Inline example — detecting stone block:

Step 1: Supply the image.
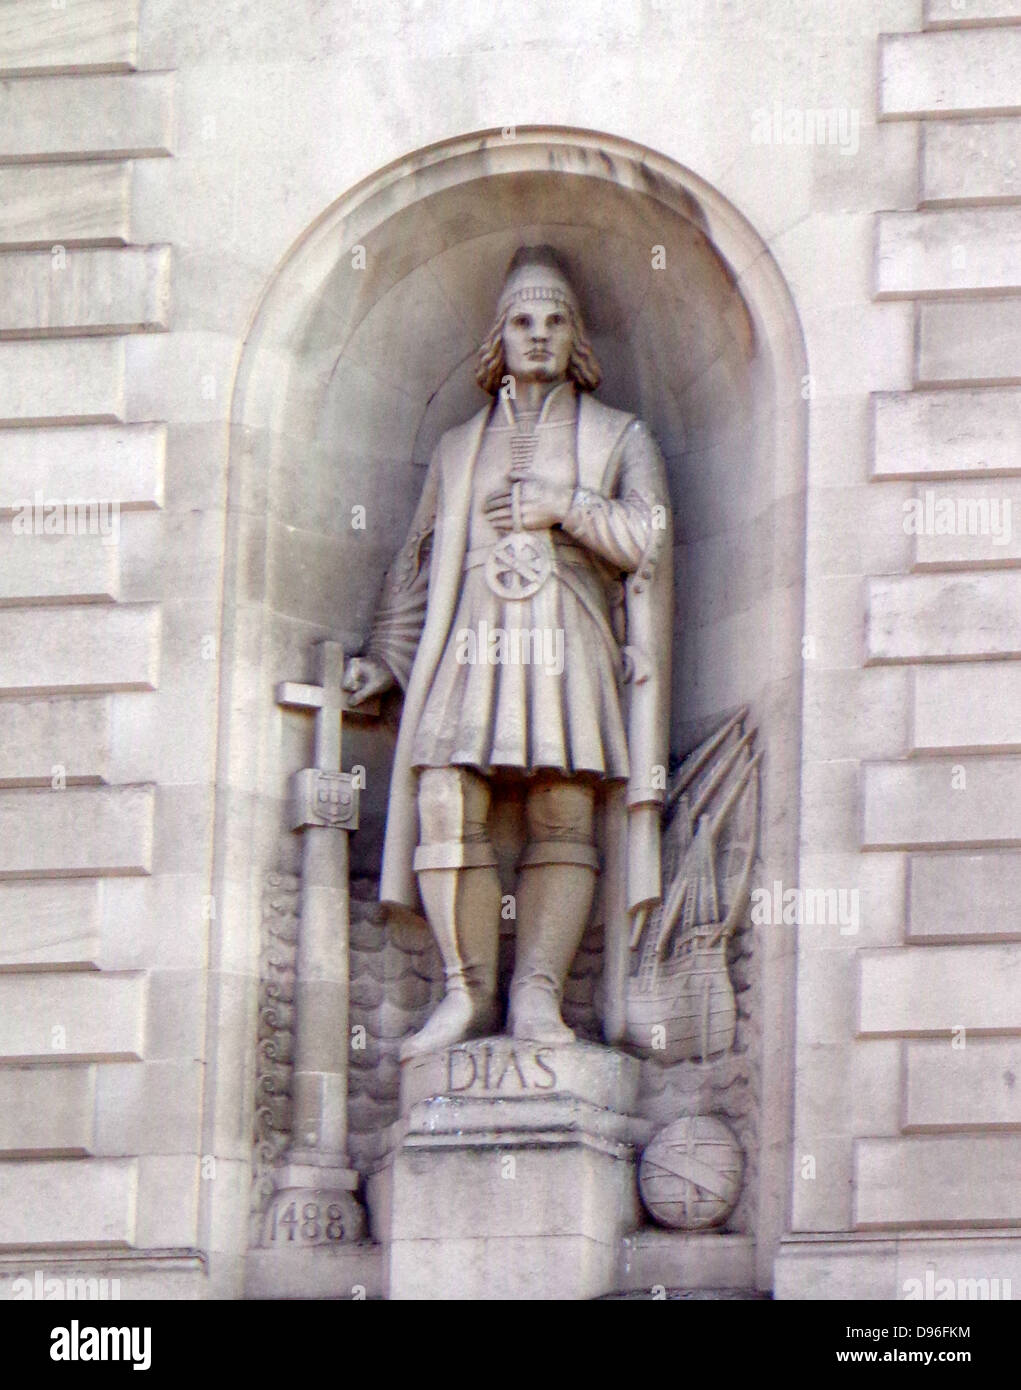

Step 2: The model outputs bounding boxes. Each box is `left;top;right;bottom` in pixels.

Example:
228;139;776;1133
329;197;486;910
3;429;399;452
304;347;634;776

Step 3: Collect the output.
791;938;858;1051
923;119;1021;204
151;785;215;876
859;943;1021;1034
0;785;155;875
0;1159;137;1248
881;29;1021;117
97;874;207;973
912;479;1021;566
863;755;1021;847
0;246;171;338
0;530;119;604
774;1236;900;1300
918;299;1021;385
802;667;909;762
616;1231;755;1294
93;1060;202;1156
0;338;124;425
245;1244;383;1300
0;1066;95;1155
796;851;907;950
0;73;171;161
0;163;130;248
894;1235;1021;1301
385;1039;643;1299
0;1255;206;1301
905;1038;1021;1127
925;0;1021;25
876;209;1021;296
776;1232;1021;1300
855;1041;904;1137
389;1232;622;1302
0;604;159;694
0;0;138;75
0;424;165;512
867;573;1021;661
143;969;204;1061
0;697;111;786
802;574;866;668
799;758;860;855
134;1156;199;1248
909;851;1021;939
872;388;1021;478
0;879;102;967
913;665;1021;753
856;1135;1021;1225
119;512;219;605
805;481;914;581
122;329;248;426
0;971;146;1061
789;1135;856;1234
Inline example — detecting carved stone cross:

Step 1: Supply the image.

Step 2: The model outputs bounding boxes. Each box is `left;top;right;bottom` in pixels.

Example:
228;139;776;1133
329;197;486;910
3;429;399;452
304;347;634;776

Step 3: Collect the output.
260;640;377;1248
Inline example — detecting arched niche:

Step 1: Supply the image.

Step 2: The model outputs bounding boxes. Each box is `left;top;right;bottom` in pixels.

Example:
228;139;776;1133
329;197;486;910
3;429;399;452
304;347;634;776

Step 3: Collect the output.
215;128;808;1291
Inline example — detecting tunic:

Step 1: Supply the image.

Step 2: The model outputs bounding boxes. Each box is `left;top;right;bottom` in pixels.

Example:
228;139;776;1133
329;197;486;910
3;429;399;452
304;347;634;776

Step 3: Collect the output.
408;382;631;779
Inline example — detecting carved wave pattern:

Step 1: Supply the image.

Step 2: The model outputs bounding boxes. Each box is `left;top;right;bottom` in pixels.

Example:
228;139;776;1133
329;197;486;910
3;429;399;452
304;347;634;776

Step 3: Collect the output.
250;872;300;1227
348;876;443;1167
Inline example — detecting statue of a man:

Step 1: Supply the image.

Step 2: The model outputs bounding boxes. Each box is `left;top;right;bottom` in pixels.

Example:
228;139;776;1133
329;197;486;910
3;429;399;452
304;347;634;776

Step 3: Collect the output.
344;246;673;1059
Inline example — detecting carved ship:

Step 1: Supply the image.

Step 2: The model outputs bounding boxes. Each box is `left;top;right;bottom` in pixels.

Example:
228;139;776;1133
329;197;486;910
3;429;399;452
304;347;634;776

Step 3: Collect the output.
625;708;761;1064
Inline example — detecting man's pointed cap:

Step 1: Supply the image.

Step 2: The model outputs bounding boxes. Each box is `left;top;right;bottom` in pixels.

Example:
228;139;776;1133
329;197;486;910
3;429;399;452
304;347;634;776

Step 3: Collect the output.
497;245;580;318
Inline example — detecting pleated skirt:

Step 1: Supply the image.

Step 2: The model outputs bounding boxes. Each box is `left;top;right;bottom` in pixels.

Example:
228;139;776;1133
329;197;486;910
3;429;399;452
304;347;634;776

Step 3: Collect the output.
410;567;630;780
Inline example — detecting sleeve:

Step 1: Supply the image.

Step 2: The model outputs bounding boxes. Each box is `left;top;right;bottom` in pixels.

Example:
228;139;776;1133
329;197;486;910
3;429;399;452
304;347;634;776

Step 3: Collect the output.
363;449;441;691
560;419;670;577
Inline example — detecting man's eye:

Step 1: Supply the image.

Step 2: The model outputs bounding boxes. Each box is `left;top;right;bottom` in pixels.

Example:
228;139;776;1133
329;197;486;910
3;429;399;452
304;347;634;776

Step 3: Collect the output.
549;314;565;326
513;316;531;329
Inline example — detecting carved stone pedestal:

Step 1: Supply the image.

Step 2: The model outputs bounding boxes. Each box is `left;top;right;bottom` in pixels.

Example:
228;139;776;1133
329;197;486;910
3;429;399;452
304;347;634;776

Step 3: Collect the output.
372;1038;646;1300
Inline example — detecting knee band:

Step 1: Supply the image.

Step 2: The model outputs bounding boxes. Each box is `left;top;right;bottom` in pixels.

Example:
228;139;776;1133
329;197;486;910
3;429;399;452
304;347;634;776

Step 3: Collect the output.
414;841;499;871
518;839;600;871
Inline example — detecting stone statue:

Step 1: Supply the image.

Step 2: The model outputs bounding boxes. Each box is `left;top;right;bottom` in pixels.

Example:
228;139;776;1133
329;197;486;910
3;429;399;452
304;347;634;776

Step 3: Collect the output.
344;246;673;1059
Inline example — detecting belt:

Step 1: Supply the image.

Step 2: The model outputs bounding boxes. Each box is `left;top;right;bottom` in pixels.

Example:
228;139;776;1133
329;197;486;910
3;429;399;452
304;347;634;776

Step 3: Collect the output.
463;533;623;675
462;536;588;571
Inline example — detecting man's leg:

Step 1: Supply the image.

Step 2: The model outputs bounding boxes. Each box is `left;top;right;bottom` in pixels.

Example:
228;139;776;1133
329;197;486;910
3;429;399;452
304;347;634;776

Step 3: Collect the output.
508;775;599;1044
400;766;502;1060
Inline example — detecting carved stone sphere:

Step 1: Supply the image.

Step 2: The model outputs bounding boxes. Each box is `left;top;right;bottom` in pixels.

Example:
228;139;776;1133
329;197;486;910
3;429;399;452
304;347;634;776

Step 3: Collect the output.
639;1115;743;1231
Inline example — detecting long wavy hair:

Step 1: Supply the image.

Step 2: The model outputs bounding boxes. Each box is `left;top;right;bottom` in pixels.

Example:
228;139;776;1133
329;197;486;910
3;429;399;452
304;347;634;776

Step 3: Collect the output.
475;303;602;395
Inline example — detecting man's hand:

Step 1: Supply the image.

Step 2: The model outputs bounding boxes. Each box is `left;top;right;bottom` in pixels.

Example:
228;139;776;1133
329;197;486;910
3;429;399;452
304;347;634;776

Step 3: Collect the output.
483;469;574;532
343;654;396;706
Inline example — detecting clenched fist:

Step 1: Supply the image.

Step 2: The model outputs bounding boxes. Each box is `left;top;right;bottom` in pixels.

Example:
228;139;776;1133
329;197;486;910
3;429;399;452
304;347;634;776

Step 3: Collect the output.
342;654;396;706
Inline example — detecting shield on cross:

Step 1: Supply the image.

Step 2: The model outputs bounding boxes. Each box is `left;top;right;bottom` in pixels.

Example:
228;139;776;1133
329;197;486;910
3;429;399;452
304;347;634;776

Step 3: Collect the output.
315;773;354;827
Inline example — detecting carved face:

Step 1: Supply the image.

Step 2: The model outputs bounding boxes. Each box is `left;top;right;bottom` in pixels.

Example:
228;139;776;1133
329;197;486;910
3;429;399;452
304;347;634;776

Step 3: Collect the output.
501;303;574;385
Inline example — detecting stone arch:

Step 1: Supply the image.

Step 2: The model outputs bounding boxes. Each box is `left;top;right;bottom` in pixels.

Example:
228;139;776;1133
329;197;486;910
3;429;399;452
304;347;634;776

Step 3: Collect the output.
208;127;808;1293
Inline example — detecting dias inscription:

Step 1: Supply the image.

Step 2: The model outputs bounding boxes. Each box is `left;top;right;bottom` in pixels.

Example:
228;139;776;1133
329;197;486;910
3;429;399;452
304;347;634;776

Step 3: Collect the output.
445;1041;558;1094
